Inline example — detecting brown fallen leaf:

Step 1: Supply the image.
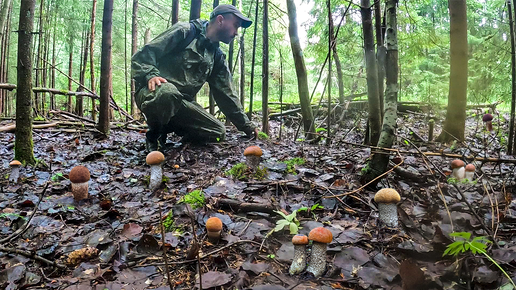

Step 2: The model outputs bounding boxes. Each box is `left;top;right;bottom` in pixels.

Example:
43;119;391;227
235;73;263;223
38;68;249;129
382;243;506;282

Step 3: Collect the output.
399;259;426;290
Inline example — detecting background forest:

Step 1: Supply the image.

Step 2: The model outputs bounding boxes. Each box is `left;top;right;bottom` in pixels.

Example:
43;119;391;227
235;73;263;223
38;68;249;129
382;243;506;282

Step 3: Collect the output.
0;0;510;118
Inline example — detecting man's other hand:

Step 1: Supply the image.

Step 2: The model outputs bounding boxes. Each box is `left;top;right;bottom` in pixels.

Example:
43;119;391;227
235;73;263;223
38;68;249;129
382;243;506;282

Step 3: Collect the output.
249;128;259;140
148;76;168;91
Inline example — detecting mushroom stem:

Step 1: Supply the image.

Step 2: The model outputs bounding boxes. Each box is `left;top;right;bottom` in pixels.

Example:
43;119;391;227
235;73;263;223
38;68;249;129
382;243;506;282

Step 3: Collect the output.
246;156;260;170
149;165;163;190
452;167;465;180
464;171;474;181
72;181;89;201
306;242;327;277
378;203;398;227
486;121;493;132
9;167;20;183
207;230;221;243
289;244;307;275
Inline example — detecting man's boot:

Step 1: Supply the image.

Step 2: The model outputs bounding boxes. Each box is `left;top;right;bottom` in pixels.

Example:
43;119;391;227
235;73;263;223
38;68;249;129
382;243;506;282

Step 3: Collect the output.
146;129;160;152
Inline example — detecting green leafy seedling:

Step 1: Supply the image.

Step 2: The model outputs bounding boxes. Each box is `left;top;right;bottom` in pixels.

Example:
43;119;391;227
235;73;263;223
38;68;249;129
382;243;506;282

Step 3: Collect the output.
258;131;270;140
273;210;300;235
444;232;516;289
179;190;205;209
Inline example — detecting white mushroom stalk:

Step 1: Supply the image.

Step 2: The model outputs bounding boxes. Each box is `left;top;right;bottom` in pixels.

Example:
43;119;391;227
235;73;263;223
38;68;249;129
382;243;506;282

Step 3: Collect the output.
289;235;308;275
306;227;333;277
72;182;89;200
146;151;165;190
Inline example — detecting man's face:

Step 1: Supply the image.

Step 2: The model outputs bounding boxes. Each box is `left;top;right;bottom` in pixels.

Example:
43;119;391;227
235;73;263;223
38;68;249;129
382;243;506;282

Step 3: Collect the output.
217;14;242;44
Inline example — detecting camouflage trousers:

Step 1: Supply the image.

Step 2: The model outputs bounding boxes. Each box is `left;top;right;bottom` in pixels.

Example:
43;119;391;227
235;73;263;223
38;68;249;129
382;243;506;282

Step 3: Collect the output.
135;83;226;145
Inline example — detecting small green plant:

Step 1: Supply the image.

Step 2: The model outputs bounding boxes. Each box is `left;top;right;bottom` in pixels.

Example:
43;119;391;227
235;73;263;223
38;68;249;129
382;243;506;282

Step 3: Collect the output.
283;157;305;174
226;163;267;180
447;177;459;184
163;211;174;232
258;131;269;140
179;190;205;209
273;210;300;234
0;212;26;220
444;232;516;289
298;203;324;219
51;172;64;182
267;254;276;259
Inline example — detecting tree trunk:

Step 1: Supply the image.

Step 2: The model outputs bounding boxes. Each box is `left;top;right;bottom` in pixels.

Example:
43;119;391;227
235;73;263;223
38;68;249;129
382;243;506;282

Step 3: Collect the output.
227;0;236;74
262;0;269;135
436;0;468;142
50;9;56;111
171;0;179;25
35;0;44;115
327;5;344;105
90;0;97;121
131;0;139;118
239;33;245;106
67;35;73;112
15;0;36;165
144;28;151;44
326;0;332;142
286;0;314;139
41;0;49;113
361;0;398;185
190;0;201;20
0;0;12;37
97;0;113;135
248;0;259;119
361;0;381;146
508;0;516;155
374;0;385;118
76;30;89;117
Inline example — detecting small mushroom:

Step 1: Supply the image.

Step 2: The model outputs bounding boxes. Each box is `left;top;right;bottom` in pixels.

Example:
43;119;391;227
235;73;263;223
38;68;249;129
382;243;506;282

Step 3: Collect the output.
464;164;475;181
206;217;223;243
9;160;21;183
374;188;401;227
306;227;333;277
451;159;465;180
243;146;262;170
146;151;165;190
69;166;91;201
482;114;493;132
289;234;309;275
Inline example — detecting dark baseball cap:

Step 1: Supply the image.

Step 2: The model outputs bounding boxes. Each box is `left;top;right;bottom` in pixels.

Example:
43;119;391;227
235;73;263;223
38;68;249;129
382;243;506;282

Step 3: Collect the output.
210;4;252;28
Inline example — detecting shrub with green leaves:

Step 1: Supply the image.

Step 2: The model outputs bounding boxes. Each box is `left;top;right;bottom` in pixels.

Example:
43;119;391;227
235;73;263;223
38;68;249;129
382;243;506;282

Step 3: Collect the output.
179;190;205;209
273;210;300;235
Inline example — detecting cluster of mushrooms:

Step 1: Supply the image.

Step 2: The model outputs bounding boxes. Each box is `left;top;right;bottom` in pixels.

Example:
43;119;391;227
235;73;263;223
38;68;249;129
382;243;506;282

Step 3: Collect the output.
289;227;333;277
450;159;476;181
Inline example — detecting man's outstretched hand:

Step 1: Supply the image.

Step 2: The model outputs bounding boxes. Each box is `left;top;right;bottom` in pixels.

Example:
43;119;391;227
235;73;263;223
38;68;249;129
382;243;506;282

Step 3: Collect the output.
148;76;168;91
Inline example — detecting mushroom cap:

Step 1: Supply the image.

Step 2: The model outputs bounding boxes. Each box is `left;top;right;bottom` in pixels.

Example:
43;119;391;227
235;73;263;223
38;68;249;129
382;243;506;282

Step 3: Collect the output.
69;166;91;183
292;234;309;245
465;164;475;172
308;227;333;244
451;159;465;169
9;160;21;166
482;113;493;122
243;146;262;157
146;151;165;165
374;188;401;203
206;217;223;232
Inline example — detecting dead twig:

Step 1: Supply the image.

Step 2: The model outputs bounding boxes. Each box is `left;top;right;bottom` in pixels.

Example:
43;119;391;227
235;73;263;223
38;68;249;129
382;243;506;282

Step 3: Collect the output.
186;206;202;290
0;245;66;269
158;203;174;290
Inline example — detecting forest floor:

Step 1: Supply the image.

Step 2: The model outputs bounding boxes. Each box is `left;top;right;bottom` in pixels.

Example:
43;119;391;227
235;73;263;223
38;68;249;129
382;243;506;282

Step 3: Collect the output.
0;107;516;290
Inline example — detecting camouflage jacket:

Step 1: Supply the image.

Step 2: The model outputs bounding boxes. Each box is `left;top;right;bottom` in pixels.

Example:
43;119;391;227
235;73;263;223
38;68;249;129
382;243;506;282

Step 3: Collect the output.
131;19;254;134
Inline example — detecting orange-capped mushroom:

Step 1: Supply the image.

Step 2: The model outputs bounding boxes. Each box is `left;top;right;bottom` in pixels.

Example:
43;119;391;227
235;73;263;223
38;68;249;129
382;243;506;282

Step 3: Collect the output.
306;227;333;277
465;164;475;181
206;217;223;242
146;151;165;190
9;160;22;183
451;159;465;180
290;234;309;275
243;146;262;170
69;166;91;201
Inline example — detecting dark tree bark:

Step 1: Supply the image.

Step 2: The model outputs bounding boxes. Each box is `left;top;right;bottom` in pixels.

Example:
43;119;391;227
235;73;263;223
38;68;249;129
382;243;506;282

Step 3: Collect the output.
361;0;381;146
15;0;36;165
361;0;398;184
90;0;97;121
190;0;201;20
261;0;269;135
374;0;385;117
437;0;468;142
76;29;89;117
97;0;113;135
248;0;259;119
286;0;314;138
508;0;516;154
171;0;179;25
131;0;139;117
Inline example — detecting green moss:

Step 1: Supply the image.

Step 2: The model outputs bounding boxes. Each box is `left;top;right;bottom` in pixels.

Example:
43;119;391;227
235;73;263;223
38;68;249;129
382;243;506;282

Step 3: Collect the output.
258;131;270;140
282;157;305;174
226;162;268;180
163;211;174;232
179;189;205;209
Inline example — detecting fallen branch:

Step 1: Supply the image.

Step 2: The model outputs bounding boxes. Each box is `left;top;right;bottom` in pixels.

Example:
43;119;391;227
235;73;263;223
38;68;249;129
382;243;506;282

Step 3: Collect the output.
0;122;59;133
0;83;16;90
0;245;67;269
215;198;276;214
